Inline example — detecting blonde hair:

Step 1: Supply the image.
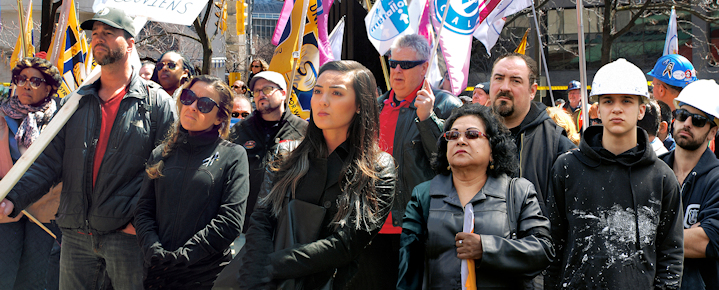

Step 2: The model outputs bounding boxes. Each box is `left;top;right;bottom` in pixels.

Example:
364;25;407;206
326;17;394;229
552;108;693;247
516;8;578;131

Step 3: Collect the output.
547;106;580;145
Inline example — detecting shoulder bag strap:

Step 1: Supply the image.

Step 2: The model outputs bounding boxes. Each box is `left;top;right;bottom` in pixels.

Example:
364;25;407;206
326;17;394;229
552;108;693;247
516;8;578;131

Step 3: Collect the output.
507;177;518;240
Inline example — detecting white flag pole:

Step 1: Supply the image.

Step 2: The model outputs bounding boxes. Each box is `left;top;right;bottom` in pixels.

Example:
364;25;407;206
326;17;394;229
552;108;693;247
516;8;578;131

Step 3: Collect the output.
425;0;451;80
576;0;589;131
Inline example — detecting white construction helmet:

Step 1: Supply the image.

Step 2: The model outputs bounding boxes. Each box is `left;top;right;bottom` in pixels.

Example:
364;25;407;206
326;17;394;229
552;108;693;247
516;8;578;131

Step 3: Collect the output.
589;58;649;103
674;79;719;126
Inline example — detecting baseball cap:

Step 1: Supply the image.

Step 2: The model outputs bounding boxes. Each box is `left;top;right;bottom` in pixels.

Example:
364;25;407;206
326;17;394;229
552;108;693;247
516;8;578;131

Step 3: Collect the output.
249;71;288;92
475;82;490;94
80;7;137;38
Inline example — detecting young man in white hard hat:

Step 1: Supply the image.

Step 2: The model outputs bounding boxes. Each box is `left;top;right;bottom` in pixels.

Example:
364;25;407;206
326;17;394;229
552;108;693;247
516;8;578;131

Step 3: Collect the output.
545;59;684;289
659;79;719;289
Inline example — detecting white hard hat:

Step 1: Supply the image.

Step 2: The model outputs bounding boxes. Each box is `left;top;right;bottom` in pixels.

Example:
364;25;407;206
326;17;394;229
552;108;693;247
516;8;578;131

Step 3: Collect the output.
589;58;649;103
674;79;719;126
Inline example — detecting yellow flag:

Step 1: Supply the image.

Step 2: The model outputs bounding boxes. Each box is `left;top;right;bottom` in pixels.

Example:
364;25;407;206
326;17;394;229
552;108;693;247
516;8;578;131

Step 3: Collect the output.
47;0;91;97
514;28;530;55
268;0;321;120
10;0;35;66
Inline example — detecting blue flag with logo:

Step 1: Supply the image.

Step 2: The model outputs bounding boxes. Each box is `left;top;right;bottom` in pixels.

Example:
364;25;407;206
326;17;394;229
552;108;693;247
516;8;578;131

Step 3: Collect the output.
364;0;413;55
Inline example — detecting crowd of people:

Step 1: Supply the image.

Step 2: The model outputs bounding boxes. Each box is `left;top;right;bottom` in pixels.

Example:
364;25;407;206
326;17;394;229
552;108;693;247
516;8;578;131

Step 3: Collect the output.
1;6;718;290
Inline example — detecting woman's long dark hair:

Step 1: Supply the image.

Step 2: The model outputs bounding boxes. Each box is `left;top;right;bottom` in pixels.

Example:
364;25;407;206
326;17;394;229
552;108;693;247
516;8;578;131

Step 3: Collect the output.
260;60;385;231
146;75;233;179
432;104;519;177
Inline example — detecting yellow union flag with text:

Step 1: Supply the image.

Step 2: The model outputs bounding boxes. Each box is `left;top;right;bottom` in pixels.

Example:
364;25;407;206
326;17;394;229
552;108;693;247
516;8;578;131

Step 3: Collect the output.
47;0;90;98
268;0;323;120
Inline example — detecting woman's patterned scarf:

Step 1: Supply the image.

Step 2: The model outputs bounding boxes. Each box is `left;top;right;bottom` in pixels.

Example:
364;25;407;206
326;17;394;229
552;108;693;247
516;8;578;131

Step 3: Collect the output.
0;95;57;148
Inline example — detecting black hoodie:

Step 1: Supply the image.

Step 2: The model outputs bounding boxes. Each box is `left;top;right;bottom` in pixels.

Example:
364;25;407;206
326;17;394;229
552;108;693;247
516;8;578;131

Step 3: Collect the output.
546;126;684;289
662;148;719;289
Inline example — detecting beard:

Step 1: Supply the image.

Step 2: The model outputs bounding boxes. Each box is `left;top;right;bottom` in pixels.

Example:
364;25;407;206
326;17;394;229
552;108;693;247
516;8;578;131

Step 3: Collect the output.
257;99;281;116
492;91;515;117
94;45;124;66
675;128;709;151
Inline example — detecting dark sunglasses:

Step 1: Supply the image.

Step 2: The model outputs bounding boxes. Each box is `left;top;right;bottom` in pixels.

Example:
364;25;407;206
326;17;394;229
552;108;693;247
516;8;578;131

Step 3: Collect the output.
13;75;46;89
675;108;715;128
251;65;261;68
443;130;488;141
232;112;250;118
388;59;427;70
180;89;220;114
231;85;246;90
157;62;179;70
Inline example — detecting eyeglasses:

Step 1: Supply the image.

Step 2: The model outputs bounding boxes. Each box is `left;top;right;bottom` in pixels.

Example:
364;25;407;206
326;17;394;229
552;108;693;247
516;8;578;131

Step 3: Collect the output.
179;89;220;114
251;65;261;68
253;86;279;96
157;62;179;71
388;59;427;70
232;112;250;118
675;108;715;128
13;75;46;89
443;130;488;141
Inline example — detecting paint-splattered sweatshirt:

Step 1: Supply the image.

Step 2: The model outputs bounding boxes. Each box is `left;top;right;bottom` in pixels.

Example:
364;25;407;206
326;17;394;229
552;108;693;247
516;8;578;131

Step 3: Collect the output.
545;126;684;289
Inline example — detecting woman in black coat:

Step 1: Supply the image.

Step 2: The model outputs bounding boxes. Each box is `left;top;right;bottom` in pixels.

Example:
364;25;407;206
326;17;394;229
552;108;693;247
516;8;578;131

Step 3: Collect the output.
134;75;249;289
237;60;396;289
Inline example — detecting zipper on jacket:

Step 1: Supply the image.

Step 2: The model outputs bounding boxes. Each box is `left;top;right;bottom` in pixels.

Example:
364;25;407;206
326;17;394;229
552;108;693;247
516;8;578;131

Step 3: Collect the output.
519;133;525;177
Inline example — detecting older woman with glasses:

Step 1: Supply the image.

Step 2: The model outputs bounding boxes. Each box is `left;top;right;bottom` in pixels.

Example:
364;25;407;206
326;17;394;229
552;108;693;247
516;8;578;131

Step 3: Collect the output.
0;56;63;290
134;75;249;289
397;104;554;289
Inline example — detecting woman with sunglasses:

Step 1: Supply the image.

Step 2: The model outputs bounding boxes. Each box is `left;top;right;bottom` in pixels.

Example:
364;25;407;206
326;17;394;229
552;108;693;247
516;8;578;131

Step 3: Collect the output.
237;61;396;289
134;75;249;289
0;57;63;290
246;58;268;84
398;104;553;289
150;51;194;97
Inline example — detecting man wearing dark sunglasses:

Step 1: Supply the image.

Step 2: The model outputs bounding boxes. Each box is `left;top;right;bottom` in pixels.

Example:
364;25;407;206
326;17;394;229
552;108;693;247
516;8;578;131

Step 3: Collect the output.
0;7;177;290
375;34;462;289
659;79;719;289
228;71;307;241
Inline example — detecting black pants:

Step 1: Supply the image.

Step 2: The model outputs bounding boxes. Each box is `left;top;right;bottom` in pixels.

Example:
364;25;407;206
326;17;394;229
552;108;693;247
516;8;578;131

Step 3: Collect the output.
346;234;400;290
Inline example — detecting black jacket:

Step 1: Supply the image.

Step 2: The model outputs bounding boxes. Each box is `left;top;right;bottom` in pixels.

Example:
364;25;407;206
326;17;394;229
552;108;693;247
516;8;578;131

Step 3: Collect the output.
512;102;576;212
546;126;684;289
377;88;462;227
135;130;249;289
398;174;553;289
237;143;396;289
661;148;719;289
228;111;307;233
6;71;176;234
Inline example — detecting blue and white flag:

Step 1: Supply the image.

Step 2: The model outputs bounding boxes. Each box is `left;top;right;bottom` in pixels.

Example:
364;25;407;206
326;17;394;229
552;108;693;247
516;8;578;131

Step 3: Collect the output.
663;7;678;56
364;0;413;55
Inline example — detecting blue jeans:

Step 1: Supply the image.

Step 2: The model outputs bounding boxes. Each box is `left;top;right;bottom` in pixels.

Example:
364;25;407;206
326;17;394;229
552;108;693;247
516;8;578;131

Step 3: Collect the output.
59;229;143;290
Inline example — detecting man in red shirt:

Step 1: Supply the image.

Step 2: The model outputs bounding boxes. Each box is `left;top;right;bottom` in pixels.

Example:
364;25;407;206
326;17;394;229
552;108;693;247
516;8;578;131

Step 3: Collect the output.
1;7;176;289
354;34;460;289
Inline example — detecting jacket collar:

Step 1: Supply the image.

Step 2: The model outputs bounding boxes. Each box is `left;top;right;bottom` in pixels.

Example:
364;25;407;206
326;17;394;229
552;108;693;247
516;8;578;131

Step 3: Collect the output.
662;147;719;178
77;68;147;102
576;126;652;168
429;173;509;208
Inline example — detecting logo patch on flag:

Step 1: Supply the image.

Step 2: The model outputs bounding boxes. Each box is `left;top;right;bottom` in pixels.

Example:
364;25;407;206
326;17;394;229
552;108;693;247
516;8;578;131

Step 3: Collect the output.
367;0;411;41
433;0;479;35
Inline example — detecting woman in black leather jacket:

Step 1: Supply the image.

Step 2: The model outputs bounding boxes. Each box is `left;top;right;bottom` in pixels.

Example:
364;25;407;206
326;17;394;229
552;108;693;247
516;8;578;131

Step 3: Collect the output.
237;60;396;289
134;75;249;289
398;104;554;289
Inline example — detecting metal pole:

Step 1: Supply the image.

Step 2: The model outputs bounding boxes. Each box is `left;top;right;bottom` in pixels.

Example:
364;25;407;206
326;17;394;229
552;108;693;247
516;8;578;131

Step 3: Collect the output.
530;4;555;105
576;0;589;131
425;0;451;80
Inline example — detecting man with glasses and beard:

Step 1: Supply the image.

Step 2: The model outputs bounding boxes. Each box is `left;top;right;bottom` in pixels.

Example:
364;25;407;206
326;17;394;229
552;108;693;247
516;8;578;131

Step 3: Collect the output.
228;71;307;246
660;80;719;289
489;53;575;215
375;34;461;289
0;7;176;289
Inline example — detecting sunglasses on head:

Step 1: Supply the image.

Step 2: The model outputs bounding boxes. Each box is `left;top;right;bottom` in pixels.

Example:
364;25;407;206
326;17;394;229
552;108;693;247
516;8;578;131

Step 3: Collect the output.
388;59;427;70
13;75;46;89
675;108;715;128
253;86;279;96
443;130;488;141
232;112;250;118
157;62;179;70
180;89;220;114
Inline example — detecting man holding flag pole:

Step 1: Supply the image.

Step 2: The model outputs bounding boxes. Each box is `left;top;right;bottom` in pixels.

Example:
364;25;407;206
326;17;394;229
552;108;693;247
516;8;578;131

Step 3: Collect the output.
0;7;176;289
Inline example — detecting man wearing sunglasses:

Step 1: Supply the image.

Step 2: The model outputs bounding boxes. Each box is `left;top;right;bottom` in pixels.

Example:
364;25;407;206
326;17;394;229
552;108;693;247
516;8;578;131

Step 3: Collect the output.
228;71;307;242
0;7;176;290
375;34;461;288
660;79;719;289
